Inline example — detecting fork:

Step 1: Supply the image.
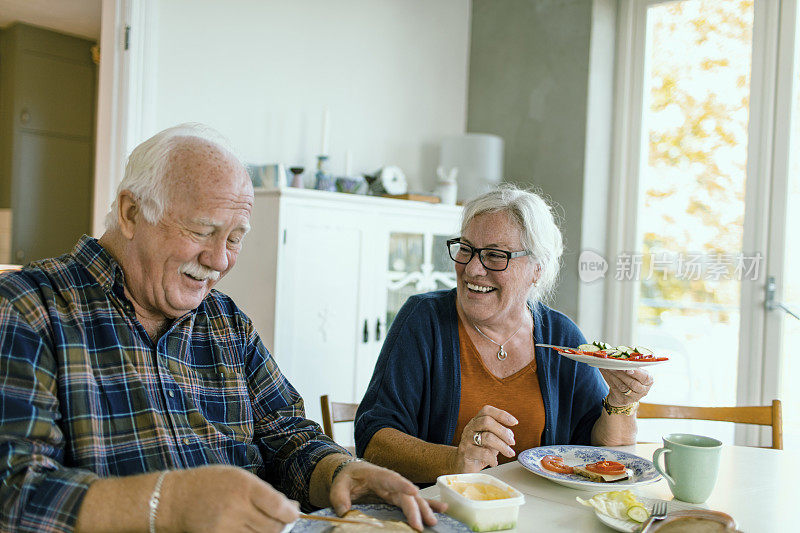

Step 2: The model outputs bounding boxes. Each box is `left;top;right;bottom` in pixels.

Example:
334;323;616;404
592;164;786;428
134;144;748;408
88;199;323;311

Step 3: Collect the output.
639;501;668;532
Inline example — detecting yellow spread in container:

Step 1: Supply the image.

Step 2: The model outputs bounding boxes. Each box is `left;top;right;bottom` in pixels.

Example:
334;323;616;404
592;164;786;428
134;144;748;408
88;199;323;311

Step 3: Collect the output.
448;481;512;501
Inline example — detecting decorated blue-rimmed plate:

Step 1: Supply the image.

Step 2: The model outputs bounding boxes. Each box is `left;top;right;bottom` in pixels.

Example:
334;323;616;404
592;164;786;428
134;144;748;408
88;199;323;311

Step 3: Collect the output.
518;445;661;491
290;503;471;532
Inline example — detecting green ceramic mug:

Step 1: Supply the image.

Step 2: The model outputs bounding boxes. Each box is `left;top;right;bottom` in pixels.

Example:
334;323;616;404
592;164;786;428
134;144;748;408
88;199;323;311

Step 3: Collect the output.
652;433;722;503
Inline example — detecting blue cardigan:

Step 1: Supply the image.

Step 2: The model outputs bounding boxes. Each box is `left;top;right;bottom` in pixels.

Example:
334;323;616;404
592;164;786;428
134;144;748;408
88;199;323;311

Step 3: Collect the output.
354;289;608;457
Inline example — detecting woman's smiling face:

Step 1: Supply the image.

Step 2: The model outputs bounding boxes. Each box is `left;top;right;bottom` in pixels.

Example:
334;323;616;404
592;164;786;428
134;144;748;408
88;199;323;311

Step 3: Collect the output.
455;210;537;327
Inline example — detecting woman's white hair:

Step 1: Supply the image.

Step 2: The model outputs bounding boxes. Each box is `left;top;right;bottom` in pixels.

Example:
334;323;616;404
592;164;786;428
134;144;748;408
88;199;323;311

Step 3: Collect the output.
104;123;241;230
460;184;564;305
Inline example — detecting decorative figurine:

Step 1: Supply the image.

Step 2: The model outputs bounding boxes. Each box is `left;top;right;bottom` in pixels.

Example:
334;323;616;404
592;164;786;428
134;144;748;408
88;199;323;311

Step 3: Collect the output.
435;166;458;205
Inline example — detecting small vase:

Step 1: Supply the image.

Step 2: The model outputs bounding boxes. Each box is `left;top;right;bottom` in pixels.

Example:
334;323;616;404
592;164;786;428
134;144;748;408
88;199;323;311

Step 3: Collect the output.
314;155;336;192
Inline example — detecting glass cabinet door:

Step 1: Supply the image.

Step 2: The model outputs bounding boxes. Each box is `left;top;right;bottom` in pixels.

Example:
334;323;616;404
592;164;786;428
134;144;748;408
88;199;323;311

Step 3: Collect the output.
386;232;457;329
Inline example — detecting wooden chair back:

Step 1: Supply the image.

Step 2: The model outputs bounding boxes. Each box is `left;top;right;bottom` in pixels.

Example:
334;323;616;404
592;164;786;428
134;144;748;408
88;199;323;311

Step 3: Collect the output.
320;395;359;453
637;399;783;450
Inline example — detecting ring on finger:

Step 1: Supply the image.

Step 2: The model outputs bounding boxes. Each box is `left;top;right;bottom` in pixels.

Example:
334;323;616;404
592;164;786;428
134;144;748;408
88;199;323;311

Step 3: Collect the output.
473;431;483;447
623;388;632;396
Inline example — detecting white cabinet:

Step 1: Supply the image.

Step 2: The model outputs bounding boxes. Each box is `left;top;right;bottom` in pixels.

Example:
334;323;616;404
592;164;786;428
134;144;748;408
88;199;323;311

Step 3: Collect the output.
217;188;462;427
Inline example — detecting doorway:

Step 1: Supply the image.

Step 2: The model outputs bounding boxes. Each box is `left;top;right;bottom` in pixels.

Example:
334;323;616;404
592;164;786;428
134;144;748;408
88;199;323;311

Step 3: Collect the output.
0;23;97;262
609;0;798;448
0;1;101;263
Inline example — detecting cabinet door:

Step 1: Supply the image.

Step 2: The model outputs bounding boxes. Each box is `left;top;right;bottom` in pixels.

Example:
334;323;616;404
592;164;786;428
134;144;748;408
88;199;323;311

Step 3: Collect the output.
354;209;461;401
385;231;459;329
382;213;461;330
276;203;373;427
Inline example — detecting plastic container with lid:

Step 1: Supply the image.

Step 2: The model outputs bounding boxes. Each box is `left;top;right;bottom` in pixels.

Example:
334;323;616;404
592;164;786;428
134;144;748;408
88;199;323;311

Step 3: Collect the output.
436;473;525;532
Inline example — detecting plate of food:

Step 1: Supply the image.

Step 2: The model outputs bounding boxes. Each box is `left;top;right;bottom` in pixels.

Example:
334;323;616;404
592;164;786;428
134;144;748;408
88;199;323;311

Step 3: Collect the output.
576;492;706;532
517;445;661;491
290;503;471;532
537;341;670;370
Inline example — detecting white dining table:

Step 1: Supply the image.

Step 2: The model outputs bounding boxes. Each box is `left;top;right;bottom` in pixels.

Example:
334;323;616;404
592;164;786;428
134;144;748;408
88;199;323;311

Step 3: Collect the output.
419;443;797;532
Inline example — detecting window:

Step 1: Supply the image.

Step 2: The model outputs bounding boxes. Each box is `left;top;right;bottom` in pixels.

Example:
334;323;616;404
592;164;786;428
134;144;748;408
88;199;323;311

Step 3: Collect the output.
610;0;797;447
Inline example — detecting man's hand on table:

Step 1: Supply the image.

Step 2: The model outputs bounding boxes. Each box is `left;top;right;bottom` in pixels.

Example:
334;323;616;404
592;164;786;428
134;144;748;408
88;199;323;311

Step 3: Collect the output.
163;465;299;532
329;460;447;531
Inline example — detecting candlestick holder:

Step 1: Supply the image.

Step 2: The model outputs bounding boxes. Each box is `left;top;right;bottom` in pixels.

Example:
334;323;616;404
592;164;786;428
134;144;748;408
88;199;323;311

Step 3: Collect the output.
289;166;305;188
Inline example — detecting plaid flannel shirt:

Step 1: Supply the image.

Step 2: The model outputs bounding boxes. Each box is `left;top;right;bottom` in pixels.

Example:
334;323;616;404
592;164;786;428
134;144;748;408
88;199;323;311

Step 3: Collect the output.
0;236;346;532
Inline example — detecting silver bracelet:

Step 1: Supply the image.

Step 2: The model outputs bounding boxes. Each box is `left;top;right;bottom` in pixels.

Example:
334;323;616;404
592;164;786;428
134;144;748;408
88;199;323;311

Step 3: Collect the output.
331;458;363;484
148;471;168;533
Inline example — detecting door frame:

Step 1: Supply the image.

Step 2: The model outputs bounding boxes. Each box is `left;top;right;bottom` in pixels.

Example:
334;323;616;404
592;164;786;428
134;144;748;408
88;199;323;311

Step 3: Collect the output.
93;0;156;236
759;0;800;445
734;0;786;446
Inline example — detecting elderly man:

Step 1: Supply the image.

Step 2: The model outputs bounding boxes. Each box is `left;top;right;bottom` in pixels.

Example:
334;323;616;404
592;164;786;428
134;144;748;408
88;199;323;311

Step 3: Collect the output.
0;124;443;532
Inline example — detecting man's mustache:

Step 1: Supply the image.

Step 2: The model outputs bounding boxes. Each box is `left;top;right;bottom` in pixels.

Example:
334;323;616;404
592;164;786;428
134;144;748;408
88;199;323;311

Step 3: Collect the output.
179;262;221;281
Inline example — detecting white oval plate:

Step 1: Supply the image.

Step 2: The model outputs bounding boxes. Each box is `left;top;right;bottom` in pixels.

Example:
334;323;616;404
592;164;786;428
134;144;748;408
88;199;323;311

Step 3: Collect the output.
517;445;661;491
554;350;669;370
290;503;470;532
596;510;640;533
590;497;709;532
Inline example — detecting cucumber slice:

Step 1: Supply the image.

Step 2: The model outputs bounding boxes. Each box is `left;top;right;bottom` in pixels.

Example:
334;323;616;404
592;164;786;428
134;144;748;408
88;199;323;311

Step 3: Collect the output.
578;343;600;352
617;345;632;353
634;346;653;355
627;505;649;523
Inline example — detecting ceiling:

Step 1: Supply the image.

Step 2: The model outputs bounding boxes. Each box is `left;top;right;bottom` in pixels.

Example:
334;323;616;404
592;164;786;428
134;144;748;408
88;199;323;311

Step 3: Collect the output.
0;0;101;40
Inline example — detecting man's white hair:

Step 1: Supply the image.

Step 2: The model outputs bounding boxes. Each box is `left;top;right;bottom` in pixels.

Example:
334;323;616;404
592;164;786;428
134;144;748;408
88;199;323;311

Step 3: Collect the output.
104;123;243;230
460;184;564;305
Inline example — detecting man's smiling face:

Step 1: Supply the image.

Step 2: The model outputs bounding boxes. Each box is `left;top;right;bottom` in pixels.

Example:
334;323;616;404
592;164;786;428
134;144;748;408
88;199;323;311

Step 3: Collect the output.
123;138;254;322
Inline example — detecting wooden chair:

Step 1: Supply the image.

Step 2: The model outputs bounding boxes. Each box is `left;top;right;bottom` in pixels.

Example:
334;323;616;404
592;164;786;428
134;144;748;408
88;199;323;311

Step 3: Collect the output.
320;395;359;455
637;399;783;450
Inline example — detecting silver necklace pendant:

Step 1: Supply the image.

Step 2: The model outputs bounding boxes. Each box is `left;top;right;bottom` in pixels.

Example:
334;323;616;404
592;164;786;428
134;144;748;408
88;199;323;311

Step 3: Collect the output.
473;321;523;362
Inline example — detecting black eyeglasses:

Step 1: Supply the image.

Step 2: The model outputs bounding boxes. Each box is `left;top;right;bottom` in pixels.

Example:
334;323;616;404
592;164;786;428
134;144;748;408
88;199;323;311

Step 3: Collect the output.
446;239;531;272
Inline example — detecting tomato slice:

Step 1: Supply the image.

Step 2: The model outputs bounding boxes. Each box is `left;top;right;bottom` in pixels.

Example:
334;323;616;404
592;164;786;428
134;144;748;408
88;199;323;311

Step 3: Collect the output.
627;354;670;362
541;455;574;474
585;460;626;474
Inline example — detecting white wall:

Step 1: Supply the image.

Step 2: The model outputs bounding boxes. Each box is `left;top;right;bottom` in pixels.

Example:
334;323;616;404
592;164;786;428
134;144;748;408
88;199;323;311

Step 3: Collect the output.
150;0;471;192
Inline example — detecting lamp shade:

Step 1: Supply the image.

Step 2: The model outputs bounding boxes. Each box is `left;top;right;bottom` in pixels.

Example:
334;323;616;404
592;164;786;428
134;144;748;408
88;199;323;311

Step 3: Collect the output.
439;134;504;203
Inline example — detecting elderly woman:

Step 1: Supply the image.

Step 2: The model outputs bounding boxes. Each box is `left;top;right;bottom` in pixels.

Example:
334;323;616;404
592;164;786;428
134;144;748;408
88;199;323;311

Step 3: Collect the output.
354;185;653;483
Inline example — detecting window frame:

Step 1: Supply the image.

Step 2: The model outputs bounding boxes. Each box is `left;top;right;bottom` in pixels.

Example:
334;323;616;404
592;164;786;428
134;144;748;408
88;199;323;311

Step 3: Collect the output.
607;0;794;446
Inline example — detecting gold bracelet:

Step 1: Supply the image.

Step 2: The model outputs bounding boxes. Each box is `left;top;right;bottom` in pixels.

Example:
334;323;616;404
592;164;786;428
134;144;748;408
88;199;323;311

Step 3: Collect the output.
602;396;638;416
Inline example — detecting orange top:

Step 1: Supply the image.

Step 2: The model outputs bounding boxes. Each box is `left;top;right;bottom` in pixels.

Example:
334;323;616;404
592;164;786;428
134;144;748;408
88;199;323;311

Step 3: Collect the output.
452;316;546;464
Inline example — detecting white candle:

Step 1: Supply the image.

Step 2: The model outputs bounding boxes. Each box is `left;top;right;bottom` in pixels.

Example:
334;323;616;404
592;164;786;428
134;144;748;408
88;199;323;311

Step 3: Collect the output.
344;150;352;176
321;107;330;155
